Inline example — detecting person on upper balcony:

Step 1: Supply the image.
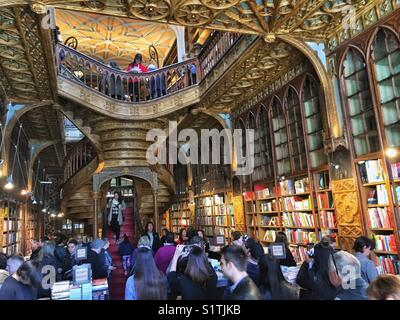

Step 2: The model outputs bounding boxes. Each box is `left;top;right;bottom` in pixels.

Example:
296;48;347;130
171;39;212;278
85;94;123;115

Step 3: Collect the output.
126;53;148;102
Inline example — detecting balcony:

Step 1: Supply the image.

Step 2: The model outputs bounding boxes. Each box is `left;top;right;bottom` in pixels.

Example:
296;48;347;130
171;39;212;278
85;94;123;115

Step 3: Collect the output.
55;31;249;118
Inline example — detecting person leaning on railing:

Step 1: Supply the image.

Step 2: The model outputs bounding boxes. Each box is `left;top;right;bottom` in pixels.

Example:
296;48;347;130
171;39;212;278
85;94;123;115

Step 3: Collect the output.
126;53;148;102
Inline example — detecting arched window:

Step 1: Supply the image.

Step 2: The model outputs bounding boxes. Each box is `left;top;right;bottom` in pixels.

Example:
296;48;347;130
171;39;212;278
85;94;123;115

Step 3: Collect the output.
286;87;307;171
372;29;400;147
256;106;273;180
303;76;328;167
343;48;380;156
272;97;290;175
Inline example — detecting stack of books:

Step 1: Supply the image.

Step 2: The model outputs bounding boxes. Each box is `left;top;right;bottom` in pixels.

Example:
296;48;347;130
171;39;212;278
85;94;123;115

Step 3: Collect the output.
358;160;385;184
368;207;392;228
375;234;397;252
319;211;336;229
282;212;315;228
390;162;400;179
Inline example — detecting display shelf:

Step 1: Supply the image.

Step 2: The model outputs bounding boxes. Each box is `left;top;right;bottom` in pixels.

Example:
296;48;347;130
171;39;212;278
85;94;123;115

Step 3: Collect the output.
196;191;235;241
356;158;399;261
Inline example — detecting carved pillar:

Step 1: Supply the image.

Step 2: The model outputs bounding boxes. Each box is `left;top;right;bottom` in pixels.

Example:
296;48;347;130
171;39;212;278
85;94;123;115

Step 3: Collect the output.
153;189;159;233
93;192;99;238
169;25;187;62
332;178;363;251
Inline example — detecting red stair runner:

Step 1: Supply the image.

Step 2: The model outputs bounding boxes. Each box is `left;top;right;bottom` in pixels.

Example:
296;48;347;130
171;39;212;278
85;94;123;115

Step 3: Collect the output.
106;207;135;300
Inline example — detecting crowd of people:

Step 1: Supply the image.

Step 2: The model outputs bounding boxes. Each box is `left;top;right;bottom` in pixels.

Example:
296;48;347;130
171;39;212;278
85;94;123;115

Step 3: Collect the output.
1;227;400;300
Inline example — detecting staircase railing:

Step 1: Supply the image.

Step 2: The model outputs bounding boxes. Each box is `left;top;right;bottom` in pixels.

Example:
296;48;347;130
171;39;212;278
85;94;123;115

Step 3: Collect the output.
198;31;242;78
57;44;200;103
63;138;95;183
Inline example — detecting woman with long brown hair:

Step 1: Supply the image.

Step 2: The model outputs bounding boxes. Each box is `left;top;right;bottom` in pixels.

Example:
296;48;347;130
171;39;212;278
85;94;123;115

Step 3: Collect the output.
167;244;217;300
124;247;167;300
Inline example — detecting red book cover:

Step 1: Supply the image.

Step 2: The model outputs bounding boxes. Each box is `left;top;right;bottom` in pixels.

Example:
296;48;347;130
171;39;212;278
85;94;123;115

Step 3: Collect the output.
389;235;396;252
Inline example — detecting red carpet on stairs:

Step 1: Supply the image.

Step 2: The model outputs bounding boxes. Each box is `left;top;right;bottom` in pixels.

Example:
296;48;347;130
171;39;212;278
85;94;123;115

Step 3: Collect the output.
107;207;135;300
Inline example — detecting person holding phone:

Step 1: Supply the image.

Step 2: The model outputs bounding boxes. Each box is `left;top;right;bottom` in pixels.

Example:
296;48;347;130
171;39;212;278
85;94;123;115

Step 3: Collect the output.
167;243;217;300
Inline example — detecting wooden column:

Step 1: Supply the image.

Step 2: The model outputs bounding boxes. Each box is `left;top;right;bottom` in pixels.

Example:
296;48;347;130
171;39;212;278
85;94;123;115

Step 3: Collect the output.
93;192;99;238
153;189;159;233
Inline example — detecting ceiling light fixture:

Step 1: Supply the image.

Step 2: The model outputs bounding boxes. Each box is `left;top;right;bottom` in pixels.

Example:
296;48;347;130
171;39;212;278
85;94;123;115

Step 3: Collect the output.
4;175;14;190
386;147;397;158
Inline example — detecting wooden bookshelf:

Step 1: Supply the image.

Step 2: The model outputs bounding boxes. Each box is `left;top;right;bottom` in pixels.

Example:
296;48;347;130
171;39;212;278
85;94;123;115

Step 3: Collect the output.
279;175;319;251
313;170;340;248
196;191;235;242
252;181;281;244
355;157;400;275
170;197;191;234
1;201;22;256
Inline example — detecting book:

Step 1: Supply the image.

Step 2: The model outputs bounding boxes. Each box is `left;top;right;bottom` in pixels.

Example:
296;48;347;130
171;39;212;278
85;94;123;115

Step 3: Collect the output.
368;207;392;228
359;160;385;183
390;162;400;179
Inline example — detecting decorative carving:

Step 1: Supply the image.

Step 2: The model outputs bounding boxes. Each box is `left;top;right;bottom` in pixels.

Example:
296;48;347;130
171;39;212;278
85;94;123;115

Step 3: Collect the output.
82;0;106;11
128;0;171;20
199;0;239;10
174;2;213;26
332;179;363;252
232;195;245;232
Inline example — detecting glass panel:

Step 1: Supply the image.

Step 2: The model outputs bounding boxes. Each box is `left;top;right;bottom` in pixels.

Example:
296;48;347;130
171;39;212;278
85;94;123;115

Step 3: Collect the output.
375;57;391;81
373;29;400;148
378;78;395;103
344;48;380;155
302;76;326;167
386;124;400;146
381;101;398;125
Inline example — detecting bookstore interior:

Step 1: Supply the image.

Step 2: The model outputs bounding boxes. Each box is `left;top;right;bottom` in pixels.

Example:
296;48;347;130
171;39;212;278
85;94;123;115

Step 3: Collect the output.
1;0;400;302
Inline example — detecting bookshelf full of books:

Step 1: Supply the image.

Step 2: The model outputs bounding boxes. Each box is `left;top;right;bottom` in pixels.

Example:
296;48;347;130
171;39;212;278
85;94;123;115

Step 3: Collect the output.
196;191;235;241
280;175;319;263
314;170;339;247
243;190;257;239
357;158;400;275
170;198;191;234
2;201;22;256
253;182;282;245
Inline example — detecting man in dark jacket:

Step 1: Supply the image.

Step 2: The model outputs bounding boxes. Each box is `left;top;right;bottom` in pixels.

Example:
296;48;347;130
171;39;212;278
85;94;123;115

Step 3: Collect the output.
29;239;41;260
61;239;78;280
84;239;108;280
220;245;261;300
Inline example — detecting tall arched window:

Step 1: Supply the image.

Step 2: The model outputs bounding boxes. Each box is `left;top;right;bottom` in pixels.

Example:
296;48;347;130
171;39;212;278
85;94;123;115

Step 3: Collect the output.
372;29;400;147
343;48;380;156
303;76;328;167
286;87;307;171
272;97;290;175
256;106;273;180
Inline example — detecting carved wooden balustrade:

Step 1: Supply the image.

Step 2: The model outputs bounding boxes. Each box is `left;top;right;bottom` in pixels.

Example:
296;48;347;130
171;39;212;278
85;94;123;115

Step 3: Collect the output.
63;138;95;183
198;31;242;78
57;44;200;103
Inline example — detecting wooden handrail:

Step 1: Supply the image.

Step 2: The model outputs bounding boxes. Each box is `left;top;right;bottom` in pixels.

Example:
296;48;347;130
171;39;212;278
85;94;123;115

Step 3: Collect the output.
63;138;95;183
198;31;242;78
57;43;200;103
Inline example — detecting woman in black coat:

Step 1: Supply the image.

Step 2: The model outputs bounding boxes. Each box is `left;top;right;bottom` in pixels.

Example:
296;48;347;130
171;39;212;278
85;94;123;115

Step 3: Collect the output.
296;240;337;300
142;222;161;254
167;245;217;300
